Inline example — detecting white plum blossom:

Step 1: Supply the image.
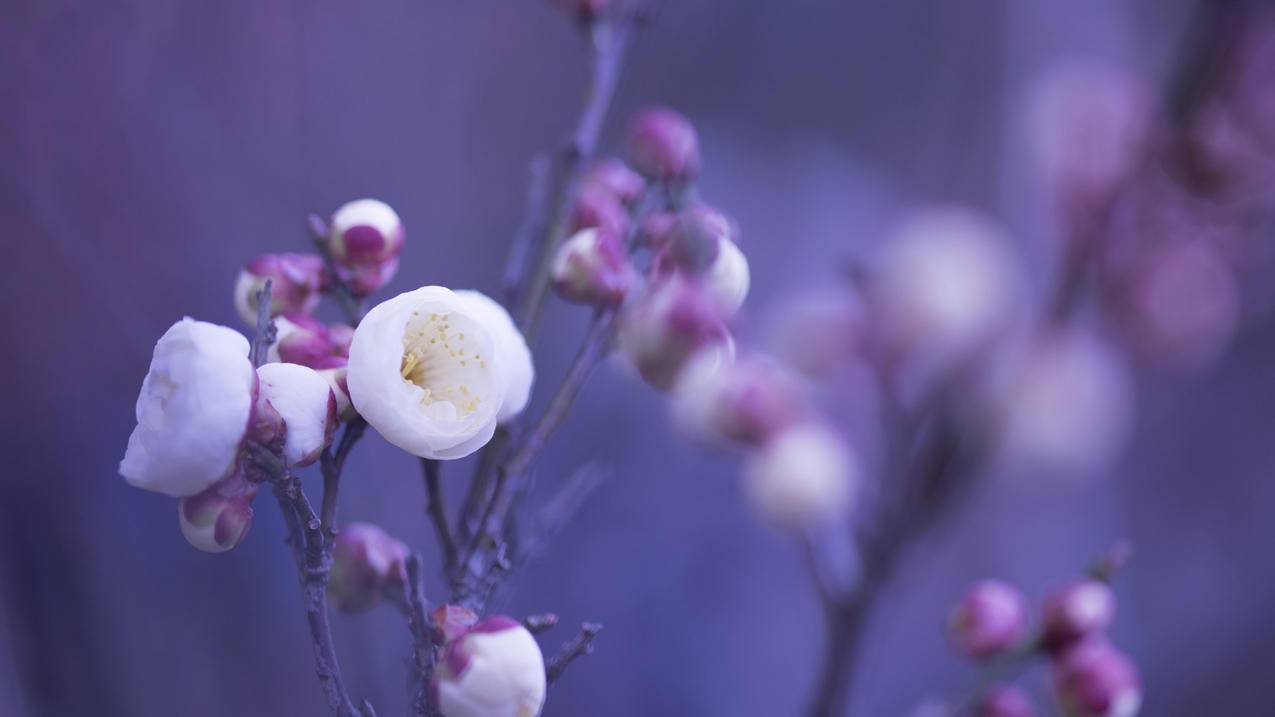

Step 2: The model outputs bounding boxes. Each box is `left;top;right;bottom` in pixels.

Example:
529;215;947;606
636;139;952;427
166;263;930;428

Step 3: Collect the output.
346;287;533;460
120;319;257;498
455;290;533;423
742;423;855;529
257;362;337;467
434;616;546;717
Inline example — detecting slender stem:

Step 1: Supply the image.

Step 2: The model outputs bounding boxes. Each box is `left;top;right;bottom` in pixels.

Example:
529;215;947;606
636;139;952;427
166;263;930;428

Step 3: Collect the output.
421;459;458;573
249;280;277;367
320;418;368;536
545;622;604;684
404;555;442;717
524;613;561;634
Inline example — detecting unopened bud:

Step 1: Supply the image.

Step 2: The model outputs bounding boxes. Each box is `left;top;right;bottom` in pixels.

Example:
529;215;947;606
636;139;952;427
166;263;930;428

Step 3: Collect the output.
257;362;337;467
233;253;324;326
568;187;630;238
337;257;400;297
551;228;638;307
627;106;701;181
317;366;357;422
328;522;409;613
329;199;405;267
672;355;805;447
742;423;855;530
1042;580;1116;652
434;616;546;717
178;472;258;553
619;278;733;391
582;158;646;206
975;685;1037;717
948;580;1029;660
270;313;349;370
1051;639;1142;717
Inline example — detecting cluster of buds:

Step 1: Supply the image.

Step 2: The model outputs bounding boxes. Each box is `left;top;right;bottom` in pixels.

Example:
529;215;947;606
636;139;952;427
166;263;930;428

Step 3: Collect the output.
120;319;340;552
327;523;409;612
430;611;547;717
947;564;1140;717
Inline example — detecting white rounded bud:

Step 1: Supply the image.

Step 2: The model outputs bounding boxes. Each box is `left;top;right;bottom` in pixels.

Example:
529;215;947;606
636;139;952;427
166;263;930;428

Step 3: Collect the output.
257;362;338;467
742;423;855;529
329;199;405;266
702;238;750;315
434;616;546;717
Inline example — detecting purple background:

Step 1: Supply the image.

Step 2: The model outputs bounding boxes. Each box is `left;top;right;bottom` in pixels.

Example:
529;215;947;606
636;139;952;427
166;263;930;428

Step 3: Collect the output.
3;1;1274;715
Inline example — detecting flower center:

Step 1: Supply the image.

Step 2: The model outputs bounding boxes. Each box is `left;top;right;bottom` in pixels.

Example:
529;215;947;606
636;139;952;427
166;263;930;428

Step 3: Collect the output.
400;312;490;417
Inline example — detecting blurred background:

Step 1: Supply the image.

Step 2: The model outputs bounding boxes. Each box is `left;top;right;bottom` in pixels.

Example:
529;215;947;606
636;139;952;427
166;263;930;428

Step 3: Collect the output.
3;0;1274;715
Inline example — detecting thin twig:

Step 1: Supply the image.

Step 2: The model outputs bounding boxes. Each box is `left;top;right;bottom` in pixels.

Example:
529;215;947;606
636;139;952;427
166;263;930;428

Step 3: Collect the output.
249;280;277;367
421;459;458;573
524;613;561;634
545;622;604;684
404;555;441;717
320;418;368;536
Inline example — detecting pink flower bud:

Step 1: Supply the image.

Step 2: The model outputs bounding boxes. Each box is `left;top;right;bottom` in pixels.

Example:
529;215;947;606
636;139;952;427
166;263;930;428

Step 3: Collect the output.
328;522;409;613
568;187;630;238
269;313;348;370
552;228;638;307
948;580;1029;660
329;199;405;267
233;253;325;326
582;158;646;206
433;616;546;717
336;257;400;297
975;685;1037;717
619;278;733;391
672;355;805;447
1052;639;1142;717
636;211;677;251
651;207;727;277
627;106;701;181
1042;580;1116;652
178;472;258;553
432;604;480;643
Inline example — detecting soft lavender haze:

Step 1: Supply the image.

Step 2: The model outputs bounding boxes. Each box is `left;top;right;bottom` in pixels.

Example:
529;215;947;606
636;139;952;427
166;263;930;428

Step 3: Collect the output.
3;1;1274;715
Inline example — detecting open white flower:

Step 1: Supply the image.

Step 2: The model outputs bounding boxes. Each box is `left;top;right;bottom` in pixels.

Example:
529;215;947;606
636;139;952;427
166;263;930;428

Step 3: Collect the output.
257;362;337;467
434;616;546;717
455;290;533;423
120;318;256;497
347;287;532;460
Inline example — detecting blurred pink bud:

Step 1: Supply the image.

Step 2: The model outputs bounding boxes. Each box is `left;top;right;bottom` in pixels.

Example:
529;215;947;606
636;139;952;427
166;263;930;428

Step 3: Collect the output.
672;355;805;447
269;313;348;370
871;207;1020;366
636;211;678;251
328;522;410;613
619;278;733;391
975;685;1037;717
551;228;638;307
627;106;701;181
432;604;480;644
742;422;855;530
765;289;867;379
549;0;611;21
233;253;325;325
948;580;1029;660
329;199;405;267
1052;639;1142;717
568;186;630;238
1233;14;1275;153
1123;240;1239;368
582;158;646;206
998;331;1133;476
336;257;400;297
1029;60;1150;207
1042;580;1116;653
178;472;258;553
650;205;749;314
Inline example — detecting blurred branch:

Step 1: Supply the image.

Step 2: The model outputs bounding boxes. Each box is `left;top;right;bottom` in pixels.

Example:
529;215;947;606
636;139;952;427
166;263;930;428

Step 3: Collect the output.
421;459;458;573
524;613;561;634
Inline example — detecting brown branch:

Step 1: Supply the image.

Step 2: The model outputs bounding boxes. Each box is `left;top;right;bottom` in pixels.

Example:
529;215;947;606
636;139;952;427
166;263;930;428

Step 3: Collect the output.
421;459;458;573
545;622;604;684
249;280;277;367
404;555;441;717
320;418;368;536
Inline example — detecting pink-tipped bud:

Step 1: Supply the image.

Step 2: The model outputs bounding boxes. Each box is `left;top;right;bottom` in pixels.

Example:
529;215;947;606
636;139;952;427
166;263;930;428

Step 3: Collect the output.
257;363;338;468
329;199;405;267
434;616;546;717
975;685;1037;717
582;158;646;206
317;366;357;421
551;228;638;307
336;256;400;297
432;604;480;644
1052;639;1142;717
233;253;325;326
328;522;409;613
178;472;258;553
619;278;733;391
627;106;701;181
672;355;805;447
270;313;348;370
1042;580;1116;652
948;580;1029;660
636;211;678;250
247;377;287;459
568;187;630;238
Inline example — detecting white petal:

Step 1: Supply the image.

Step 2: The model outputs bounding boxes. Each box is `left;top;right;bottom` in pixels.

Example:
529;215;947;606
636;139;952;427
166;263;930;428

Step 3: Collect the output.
120;319;255;497
258;362;336;466
703;238;750;314
456;290;534;423
439;626;546;717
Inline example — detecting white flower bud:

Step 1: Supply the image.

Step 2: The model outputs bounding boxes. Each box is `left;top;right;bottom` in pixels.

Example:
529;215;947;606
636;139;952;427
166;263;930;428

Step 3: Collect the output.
232;254;325;326
434;616;546;717
347;287;532;460
618;278;733;392
120;319;256;498
454;290;534;424
742;423;855;529
672;355;804;448
702;237;750;315
872;207;1020;364
177;473;257;553
329;199;405;267
551;228;637;307
257;362;338;467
